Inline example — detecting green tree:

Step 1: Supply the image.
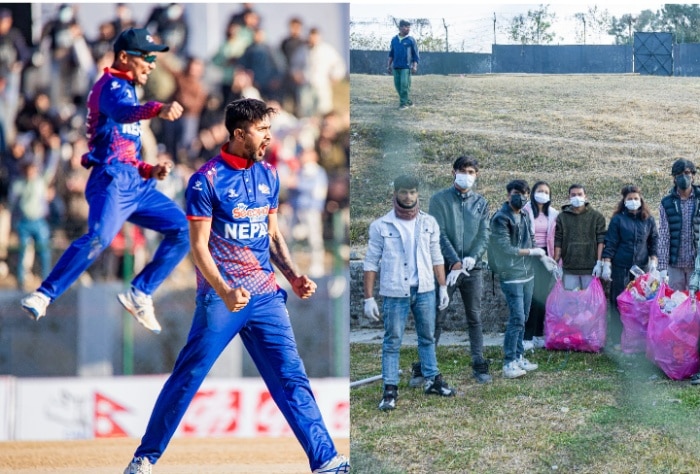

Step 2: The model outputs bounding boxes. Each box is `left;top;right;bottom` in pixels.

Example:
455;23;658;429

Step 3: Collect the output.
573;6;610;44
508;4;556;45
660;4;700;43
608;10;661;45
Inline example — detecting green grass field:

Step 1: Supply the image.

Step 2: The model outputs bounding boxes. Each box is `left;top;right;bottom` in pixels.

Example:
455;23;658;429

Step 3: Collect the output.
350;72;700;473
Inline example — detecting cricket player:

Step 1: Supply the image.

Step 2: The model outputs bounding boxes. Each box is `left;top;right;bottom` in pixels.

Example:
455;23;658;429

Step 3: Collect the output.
123;98;349;474
21;28;189;333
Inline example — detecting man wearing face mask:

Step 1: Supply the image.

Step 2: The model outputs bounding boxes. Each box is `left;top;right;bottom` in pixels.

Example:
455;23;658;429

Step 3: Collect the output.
364;175;454;410
553;184;607;291
428;156;492;383
488;180;550;378
658;158;700;291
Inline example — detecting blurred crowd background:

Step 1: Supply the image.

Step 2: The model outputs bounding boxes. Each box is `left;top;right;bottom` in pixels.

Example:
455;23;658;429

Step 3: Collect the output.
0;3;350;291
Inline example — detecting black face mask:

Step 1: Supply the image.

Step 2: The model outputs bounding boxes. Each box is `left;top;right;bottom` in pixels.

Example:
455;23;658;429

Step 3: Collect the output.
676;174;692;190
510;194;526;210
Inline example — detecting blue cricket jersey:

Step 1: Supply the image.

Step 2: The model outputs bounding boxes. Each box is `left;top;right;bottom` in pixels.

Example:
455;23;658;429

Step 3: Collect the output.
82;67;163;178
186;146;279;297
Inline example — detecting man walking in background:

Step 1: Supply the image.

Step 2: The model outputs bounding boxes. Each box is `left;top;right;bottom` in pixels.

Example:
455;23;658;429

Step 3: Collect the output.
387;19;419;110
363;175;453;411
21;28;189;334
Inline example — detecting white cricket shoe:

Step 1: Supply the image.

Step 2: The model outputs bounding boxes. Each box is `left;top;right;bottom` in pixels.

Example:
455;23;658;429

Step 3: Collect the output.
517;355;539;372
313;454;350;473
21;291;51;321
124;456;152;474
117;288;161;334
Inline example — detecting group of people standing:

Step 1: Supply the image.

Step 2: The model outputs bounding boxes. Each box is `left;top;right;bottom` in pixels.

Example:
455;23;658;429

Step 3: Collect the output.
363;154;700;411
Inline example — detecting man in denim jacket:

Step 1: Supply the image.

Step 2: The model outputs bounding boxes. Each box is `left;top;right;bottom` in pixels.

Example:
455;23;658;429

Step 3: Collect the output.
363;175;454;411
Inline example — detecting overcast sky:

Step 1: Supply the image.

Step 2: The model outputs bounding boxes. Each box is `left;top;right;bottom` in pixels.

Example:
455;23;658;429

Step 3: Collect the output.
351;3;667;52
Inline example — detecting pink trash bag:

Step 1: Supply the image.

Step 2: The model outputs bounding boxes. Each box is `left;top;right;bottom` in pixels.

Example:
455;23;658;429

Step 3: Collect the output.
646;284;700;380
545;277;607;352
617;289;654;354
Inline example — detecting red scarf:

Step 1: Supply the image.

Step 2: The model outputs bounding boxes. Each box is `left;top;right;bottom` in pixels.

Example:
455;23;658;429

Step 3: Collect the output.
393;197;419;220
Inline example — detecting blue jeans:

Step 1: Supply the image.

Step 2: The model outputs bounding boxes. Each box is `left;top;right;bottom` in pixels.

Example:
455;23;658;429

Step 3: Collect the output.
382;288;438;386
16;218;52;288
500;278;534;364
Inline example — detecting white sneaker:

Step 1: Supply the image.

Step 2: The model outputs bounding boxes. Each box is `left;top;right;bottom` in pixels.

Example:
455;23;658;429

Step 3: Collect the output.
533;336;546;349
523;339;535;352
124;456;152;474
313;454;350;473
117;288;161;334
21;291;51;320
517;355;538;371
503;360;527;379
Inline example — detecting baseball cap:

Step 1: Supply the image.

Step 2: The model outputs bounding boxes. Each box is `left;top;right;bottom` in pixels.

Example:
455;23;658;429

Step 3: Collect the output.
113;28;169;54
399;20;411;27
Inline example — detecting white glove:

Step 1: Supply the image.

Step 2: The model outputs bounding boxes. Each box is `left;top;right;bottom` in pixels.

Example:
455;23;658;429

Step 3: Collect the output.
446;267;469;286
592;260;604;277
539;255;558;273
363;297;380;322
528;248;546;258
659;269;668;283
690;272;700;295
462;256;476;271
553;265;563;281
601;261;612;281
648;260;658;272
438;285;449;310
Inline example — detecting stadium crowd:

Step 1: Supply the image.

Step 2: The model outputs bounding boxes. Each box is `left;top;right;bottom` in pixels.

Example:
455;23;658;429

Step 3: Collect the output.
0;3;349;290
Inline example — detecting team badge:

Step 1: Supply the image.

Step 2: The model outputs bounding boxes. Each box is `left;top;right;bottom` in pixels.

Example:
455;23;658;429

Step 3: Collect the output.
258;184;270;195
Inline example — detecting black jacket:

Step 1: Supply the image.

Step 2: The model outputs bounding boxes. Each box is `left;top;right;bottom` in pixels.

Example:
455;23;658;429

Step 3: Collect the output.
488;202;535;282
602;209;658;269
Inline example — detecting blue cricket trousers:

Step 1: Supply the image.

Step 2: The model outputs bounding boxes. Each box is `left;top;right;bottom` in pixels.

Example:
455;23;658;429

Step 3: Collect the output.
134;289;338;471
38;164;189;300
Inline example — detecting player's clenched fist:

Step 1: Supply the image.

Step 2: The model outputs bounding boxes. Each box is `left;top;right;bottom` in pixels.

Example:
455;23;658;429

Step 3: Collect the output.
223;286;251;312
291;275;316;299
159;101;183;121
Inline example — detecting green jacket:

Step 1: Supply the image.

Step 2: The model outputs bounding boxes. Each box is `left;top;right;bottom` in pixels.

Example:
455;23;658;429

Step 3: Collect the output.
554;203;606;275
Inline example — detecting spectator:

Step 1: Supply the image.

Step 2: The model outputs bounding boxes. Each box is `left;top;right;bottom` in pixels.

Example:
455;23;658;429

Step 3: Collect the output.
144;3;189;56
239;28;282;102
211;20;248;106
387;19;419;109
8;136;60;290
288;148;328;277
54;136;90;241
111;3;136;36
90;21;117;63
279;17;305;113
290;27;346;118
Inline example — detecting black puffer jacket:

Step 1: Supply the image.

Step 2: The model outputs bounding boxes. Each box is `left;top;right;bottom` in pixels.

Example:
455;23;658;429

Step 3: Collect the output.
602;209;658;269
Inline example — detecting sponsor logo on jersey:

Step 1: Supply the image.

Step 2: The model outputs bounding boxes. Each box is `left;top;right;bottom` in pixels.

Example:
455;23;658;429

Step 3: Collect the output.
110;80;121;90
232;203;269;220
258;184;271;195
227;188;239;198
192;180;204;191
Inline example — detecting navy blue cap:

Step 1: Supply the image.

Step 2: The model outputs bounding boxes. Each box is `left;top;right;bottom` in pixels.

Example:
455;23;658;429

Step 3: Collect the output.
113;28;168;54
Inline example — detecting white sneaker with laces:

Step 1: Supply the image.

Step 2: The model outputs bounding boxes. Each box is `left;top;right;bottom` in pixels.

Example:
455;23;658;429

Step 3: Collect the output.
523;339;535;352
503;360;527;379
117;288;162;334
312;454;350;473
21;291;51;320
124;456;152;474
517;355;538;371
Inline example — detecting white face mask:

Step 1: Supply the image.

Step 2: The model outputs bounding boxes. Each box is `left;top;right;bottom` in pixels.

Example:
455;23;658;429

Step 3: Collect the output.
625;199;641;211
569;196;586;208
454;173;475;190
534;192;550;204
